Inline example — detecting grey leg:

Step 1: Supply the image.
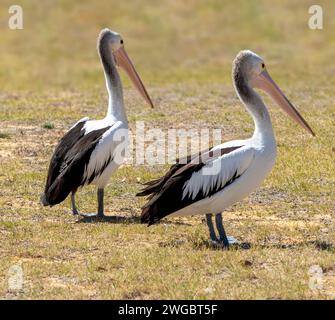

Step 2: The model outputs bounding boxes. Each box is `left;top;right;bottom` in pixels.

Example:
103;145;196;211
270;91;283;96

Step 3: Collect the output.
215;213;238;247
206;214;218;242
97;188;104;218
71;191;79;215
215;213;229;247
78;189;105;218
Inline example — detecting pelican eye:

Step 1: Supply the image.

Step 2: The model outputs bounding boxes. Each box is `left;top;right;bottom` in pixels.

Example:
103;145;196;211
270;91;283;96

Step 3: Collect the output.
261;63;265;69
120;39;124;44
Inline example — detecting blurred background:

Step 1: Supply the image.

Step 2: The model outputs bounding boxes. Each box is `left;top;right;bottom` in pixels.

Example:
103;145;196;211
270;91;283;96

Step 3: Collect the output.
1;0;335;92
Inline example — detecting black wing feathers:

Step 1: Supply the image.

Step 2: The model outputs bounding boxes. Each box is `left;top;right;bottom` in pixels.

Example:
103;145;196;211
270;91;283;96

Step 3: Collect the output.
136;147;214;197
44;121;86;196
42;122;111;206
137;146;243;225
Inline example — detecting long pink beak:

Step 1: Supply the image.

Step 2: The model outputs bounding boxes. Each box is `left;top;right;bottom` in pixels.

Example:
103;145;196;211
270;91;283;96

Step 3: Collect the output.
113;46;154;108
253;70;315;136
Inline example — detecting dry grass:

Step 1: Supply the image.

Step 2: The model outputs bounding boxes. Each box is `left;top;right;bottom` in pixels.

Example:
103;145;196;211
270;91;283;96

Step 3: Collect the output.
0;0;334;299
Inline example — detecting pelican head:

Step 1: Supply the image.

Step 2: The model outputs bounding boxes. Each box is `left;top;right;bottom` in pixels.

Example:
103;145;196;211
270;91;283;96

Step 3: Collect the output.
233;50;315;136
98;28;154;108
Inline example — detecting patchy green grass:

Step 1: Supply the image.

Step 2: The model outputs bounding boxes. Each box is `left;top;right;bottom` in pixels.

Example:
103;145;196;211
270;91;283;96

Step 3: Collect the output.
0;0;334;299
0;133;11;139
42;122;55;130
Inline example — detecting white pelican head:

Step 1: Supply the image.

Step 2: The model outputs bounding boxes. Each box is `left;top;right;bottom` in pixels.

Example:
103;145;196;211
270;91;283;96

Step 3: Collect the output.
233;50;315;136
98;28;154;108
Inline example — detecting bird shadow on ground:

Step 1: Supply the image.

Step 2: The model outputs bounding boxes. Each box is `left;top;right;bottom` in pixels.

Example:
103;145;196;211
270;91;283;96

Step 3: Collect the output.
311;240;335;251
197;241;252;251
76;215;191;226
255;240;334;251
76;215;141;224
189;239;334;251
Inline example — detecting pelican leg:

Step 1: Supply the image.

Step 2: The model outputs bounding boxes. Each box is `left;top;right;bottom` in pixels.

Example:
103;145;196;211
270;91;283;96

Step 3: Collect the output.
215;213;238;247
97;188;104;218
206;214;219;242
78;188;105;218
71;191;79;215
215;213;229;247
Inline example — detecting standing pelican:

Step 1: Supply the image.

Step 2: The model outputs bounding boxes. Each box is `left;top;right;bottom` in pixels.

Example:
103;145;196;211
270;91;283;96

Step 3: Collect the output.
137;50;314;247
41;28;154;217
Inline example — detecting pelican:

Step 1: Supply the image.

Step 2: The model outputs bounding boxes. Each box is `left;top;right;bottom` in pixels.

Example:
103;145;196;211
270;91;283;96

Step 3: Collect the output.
137;50;314;247
41;28;154;217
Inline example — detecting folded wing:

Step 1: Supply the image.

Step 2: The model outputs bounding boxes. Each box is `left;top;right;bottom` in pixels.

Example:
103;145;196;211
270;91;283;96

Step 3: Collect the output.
137;145;254;225
41;118;114;206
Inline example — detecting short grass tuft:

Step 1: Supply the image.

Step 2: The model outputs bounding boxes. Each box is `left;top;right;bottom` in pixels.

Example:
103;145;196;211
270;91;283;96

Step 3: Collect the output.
42;123;55;130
